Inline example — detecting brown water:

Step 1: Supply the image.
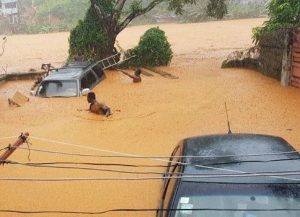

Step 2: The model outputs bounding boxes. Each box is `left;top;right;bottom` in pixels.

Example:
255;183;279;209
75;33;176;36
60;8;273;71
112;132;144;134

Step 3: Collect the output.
1;18;300;217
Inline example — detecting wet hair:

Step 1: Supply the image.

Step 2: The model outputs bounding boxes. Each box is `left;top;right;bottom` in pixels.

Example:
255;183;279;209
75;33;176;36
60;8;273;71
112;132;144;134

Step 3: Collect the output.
135;68;142;76
87;92;96;100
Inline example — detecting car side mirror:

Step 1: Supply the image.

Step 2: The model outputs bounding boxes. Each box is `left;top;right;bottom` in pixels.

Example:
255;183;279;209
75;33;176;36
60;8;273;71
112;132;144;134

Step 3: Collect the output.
81;88;90;96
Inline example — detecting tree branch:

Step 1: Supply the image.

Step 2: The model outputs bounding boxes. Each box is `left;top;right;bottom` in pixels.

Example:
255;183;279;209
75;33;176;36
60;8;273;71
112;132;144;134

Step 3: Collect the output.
114;0;127;11
112;0;127;26
118;0;163;32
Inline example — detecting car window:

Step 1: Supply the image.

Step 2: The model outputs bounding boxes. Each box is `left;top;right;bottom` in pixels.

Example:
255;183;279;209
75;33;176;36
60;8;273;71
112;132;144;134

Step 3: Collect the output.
92;64;103;78
86;70;97;88
172;183;300;217
37;80;77;97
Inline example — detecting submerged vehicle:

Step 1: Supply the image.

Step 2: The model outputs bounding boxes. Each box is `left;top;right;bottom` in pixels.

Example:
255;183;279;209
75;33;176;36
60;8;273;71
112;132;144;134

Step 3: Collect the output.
158;134;300;217
33;62;104;97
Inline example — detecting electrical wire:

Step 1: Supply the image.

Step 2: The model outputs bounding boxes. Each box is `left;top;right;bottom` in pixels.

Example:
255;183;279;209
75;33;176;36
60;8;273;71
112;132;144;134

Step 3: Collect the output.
29;136;300;159
1;208;300;215
27;136;300;182
17;147;300;167
0;136;17;141
9;160;172;168
5;161;169;175
5;160;300;179
2;170;300;182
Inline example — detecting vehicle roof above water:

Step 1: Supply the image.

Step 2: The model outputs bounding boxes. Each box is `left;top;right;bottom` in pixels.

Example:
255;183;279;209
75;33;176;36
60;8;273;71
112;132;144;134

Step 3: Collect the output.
181;134;300;183
43;62;95;81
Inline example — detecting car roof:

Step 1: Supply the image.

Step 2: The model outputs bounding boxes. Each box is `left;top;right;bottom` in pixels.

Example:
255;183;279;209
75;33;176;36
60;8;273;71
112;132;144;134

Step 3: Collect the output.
181;134;300;183
43;62;93;81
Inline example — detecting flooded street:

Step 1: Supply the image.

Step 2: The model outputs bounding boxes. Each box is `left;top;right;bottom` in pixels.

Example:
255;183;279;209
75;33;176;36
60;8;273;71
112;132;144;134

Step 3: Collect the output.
1;18;300;217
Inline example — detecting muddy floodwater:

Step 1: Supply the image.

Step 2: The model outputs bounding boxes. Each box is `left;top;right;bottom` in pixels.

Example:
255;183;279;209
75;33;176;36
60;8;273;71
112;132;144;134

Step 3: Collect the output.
1;18;300;217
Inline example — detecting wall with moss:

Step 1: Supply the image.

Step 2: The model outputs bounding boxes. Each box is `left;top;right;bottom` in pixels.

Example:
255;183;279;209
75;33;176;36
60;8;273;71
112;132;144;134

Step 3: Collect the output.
257;28;292;81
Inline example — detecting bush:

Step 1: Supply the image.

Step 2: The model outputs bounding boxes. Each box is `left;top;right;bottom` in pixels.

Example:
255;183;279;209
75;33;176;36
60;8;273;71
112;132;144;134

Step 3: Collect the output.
126;27;173;67
252;0;300;44
68;2;108;61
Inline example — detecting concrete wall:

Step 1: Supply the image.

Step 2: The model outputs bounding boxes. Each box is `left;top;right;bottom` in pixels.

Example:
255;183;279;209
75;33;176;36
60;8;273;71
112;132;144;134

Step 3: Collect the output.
257;28;292;82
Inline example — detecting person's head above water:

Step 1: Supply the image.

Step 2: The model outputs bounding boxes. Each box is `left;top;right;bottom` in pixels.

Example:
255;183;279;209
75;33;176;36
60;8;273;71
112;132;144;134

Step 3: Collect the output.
87;92;96;103
135;68;142;76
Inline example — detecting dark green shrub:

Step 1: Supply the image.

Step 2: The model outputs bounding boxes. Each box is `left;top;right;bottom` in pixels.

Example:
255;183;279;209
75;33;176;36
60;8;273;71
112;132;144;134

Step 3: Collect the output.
68;1;109;61
126;27;173;67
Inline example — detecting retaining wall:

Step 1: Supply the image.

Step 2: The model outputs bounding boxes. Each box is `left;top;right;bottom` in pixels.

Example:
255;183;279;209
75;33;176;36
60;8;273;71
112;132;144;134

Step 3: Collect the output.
257;28;292;81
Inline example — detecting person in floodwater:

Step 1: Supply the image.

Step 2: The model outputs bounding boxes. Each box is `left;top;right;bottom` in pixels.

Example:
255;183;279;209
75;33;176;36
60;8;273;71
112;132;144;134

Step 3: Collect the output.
120;68;142;83
87;92;112;117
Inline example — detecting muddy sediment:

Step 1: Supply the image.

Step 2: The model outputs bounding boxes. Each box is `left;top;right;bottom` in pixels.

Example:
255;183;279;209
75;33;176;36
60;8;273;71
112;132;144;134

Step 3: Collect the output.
1;18;300;217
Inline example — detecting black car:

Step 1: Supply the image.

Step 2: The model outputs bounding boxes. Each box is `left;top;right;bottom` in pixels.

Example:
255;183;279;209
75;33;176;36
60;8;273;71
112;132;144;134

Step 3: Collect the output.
34;62;104;97
158;134;300;217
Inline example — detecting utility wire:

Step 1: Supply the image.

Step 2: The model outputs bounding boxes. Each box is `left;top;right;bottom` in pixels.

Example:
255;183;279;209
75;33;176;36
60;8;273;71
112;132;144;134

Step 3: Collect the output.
10;160;172;168
28;136;300;159
1;208;300;215
0;136;17;141
17;147;300;167
5;160;300;178
5;159;300;175
28;136;300;182
2;171;300;182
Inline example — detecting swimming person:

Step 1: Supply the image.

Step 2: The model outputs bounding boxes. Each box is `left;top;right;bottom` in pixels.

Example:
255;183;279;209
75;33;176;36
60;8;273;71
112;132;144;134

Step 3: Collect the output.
87;92;112;117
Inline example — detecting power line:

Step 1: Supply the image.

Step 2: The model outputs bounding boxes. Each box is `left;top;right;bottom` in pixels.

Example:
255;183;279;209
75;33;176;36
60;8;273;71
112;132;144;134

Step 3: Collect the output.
6;161;300;179
0;136;17;141
1;208;300;215
5;160;300;177
17;147;300;166
11;160;171;168
2;171;300;182
28;136;300;182
29;136;300;159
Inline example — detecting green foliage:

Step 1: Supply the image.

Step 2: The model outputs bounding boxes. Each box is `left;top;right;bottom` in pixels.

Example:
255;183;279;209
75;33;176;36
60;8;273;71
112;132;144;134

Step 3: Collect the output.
253;0;300;44
126;27;173;67
68;3;108;60
206;0;227;19
167;0;196;15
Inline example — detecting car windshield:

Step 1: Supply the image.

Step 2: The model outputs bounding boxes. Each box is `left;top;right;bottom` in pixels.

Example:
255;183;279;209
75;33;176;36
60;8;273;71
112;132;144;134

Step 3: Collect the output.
37;80;77;97
170;183;300;217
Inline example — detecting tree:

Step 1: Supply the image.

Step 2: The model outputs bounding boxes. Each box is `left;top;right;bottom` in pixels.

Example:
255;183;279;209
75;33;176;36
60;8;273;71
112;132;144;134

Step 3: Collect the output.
69;0;227;60
125;27;173;67
253;0;300;44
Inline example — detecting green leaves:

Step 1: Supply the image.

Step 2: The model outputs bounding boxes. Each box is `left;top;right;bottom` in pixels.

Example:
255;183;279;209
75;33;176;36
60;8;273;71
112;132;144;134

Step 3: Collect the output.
126;27;173;67
206;0;227;19
167;0;196;15
253;0;300;43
